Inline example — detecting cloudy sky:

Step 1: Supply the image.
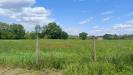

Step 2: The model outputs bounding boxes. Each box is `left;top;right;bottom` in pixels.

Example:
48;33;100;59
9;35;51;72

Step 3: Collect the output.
0;0;133;35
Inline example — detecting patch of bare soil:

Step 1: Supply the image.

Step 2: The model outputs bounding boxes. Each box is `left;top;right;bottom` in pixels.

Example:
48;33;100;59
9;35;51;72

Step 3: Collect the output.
0;67;64;75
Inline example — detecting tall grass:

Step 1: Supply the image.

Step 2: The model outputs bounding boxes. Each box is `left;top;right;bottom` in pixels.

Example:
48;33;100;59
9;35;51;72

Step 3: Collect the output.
0;39;133;75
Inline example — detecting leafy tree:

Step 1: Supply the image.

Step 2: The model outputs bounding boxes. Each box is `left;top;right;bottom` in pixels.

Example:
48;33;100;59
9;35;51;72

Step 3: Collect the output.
0;22;12;39
0;21;70;40
61;31;68;39
43;22;62;39
10;24;25;39
41;22;69;39
24;31;31;39
103;34;119;40
0;30;13;39
103;34;112;40
30;31;36;39
0;22;9;29
79;32;88;40
0;22;25;39
40;25;47;38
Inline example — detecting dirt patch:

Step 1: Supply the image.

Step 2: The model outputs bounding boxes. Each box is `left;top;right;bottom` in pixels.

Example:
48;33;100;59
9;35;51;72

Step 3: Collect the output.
0;67;64;75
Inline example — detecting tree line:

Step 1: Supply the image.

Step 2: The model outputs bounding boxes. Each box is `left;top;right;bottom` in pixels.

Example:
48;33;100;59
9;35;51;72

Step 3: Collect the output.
0;22;25;39
102;34;133;40
0;21;133;40
0;22;69;39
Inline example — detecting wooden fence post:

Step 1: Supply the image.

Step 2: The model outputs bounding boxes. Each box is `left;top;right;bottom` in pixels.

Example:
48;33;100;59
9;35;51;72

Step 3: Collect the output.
35;25;41;65
92;36;96;62
36;33;39;65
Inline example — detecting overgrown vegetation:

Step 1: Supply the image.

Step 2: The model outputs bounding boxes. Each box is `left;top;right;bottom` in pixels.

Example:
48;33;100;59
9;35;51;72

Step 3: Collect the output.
79;32;88;40
1;22;133;40
0;22;25;39
0;22;68;39
103;34;133;40
0;39;133;75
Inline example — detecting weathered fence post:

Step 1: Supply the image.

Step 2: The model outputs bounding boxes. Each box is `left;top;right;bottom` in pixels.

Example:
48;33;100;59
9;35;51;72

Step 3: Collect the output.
92;36;96;62
35;25;41;65
36;33;39;65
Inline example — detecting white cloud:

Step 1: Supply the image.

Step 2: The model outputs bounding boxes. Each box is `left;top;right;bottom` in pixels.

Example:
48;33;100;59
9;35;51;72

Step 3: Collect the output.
113;24;133;30
112;20;133;30
88;19;133;35
79;17;93;25
103;16;112;21
15;7;51;24
127;20;133;24
101;11;113;15
0;0;53;31
92;26;104;32
89;26;105;35
0;0;35;9
89;21;133;35
64;27;81;35
101;11;113;22
112;20;133;34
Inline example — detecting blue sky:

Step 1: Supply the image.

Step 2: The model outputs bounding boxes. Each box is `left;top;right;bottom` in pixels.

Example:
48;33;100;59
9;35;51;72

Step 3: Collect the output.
0;0;133;35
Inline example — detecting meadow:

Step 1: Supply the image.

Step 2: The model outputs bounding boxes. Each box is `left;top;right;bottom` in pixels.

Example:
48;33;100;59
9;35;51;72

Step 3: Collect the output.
0;39;133;75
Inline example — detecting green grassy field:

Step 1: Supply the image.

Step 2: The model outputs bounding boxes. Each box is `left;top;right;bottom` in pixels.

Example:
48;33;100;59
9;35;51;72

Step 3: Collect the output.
0;39;133;75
